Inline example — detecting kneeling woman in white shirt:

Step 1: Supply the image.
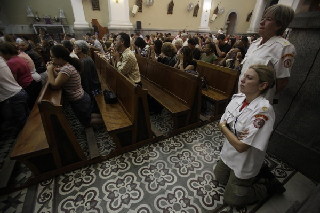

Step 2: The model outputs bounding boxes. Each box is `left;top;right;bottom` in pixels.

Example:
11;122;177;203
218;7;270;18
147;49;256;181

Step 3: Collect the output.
214;64;279;207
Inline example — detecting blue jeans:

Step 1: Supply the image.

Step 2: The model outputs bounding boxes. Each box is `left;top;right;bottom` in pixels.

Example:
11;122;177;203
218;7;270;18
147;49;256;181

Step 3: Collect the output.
0;89;29;139
70;92;93;127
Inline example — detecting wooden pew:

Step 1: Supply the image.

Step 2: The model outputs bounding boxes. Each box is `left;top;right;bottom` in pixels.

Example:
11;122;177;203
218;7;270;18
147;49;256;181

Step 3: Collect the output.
94;53;152;146
197;60;239;120
10;83;86;176
136;54;201;130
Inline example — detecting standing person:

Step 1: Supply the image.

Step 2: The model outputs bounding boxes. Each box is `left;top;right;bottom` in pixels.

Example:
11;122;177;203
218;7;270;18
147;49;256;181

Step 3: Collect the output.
239;4;295;104
214;65;284;207
112;33;141;85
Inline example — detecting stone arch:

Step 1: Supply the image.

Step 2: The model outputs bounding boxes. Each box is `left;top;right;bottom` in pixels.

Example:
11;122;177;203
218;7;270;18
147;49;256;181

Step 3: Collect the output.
225;11;237;35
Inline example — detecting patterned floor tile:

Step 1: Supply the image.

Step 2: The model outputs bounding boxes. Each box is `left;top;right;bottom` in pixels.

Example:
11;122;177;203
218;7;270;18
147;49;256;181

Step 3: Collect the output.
0;118;297;213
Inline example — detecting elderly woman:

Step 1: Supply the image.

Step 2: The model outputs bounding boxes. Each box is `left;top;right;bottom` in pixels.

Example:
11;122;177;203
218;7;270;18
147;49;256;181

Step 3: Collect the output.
157;42;177;67
214;65;285;207
47;45;99;127
74;40;101;112
239;4;295;104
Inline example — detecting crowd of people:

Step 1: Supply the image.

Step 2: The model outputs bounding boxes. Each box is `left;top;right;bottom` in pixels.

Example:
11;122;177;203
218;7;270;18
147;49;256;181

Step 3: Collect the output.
0;3;296;209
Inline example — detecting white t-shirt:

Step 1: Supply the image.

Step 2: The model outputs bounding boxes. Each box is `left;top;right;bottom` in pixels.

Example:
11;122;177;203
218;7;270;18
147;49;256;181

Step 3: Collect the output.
0;57;22;102
220;93;275;179
239;36;295;102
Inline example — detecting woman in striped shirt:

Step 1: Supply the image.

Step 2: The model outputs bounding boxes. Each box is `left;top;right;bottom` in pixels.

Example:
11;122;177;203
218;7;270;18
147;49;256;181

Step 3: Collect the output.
47;45;95;127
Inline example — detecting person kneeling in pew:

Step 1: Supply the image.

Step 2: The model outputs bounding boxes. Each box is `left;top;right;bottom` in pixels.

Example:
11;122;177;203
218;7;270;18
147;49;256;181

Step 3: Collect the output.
47;45;102;127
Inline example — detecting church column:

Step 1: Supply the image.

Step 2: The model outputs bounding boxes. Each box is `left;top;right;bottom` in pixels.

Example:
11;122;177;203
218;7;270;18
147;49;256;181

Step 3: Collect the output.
198;0;212;32
247;0;269;33
107;0;133;30
70;0;90;28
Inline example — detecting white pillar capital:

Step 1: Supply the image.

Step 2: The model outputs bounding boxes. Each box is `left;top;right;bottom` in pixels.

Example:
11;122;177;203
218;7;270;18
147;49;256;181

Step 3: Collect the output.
198;0;212;32
107;0;133;30
247;0;268;33
70;0;90;29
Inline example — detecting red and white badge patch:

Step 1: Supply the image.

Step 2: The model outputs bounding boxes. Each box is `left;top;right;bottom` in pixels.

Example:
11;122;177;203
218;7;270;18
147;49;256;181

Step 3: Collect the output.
253;114;268;129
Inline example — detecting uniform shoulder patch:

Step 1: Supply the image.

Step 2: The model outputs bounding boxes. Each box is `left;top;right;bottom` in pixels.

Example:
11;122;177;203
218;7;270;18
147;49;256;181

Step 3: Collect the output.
253;114;269;128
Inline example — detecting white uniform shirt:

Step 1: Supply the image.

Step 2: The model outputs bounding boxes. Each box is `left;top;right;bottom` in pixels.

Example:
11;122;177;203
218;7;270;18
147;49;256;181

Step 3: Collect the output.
239;36;295;102
220;93;275;179
0;57;22;102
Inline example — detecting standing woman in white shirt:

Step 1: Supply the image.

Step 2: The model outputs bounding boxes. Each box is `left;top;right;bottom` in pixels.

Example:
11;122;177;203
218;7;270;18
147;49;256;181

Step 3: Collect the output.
214;65;283;207
238;4;295;104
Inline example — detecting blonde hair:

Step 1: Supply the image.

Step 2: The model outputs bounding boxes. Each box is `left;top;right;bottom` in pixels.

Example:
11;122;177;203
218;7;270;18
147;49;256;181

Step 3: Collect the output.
264;4;295;36
249;65;275;94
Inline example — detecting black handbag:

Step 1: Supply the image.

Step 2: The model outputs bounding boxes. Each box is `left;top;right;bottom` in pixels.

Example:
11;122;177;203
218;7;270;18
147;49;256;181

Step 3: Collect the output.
103;89;117;104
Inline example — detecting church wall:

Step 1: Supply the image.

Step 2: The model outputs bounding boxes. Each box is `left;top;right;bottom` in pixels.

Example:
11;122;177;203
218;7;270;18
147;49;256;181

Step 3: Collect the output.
115;0;257;34
1;0;74;34
82;0;109;27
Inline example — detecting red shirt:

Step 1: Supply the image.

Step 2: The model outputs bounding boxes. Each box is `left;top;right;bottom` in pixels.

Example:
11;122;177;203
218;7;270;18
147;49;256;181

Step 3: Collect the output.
6;56;33;88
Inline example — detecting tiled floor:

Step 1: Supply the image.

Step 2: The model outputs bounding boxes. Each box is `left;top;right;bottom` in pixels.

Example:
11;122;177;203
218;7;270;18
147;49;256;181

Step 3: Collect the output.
257;172;317;213
0;107;317;213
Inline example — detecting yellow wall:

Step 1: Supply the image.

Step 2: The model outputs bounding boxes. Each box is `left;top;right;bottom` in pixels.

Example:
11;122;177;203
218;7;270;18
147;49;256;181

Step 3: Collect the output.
211;0;256;33
128;0;202;31
1;0;74;25
82;0;109;27
125;0;256;34
2;0;257;34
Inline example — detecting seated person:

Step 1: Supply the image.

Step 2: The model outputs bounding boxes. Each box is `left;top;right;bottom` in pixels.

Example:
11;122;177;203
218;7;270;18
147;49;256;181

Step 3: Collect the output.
200;42;218;64
17;40;42;82
134;37;149;57
18;39;46;74
62;40;79;59
0;42;42;109
214;34;231;58
215;65;285;207
47;45;101;127
173;39;183;55
157;42;177;67
219;40;245;70
174;46;197;72
0;56;29;139
187;38;201;60
112;33;141;85
74;40;101;112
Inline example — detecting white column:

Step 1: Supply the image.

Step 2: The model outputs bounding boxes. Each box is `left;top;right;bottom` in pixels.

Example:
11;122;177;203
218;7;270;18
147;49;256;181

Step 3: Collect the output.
107;0;133;30
247;0;269;33
198;0;212;32
70;0;90;28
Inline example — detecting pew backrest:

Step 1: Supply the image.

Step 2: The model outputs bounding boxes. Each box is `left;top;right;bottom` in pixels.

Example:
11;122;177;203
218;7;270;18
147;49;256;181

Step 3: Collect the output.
197;60;238;98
